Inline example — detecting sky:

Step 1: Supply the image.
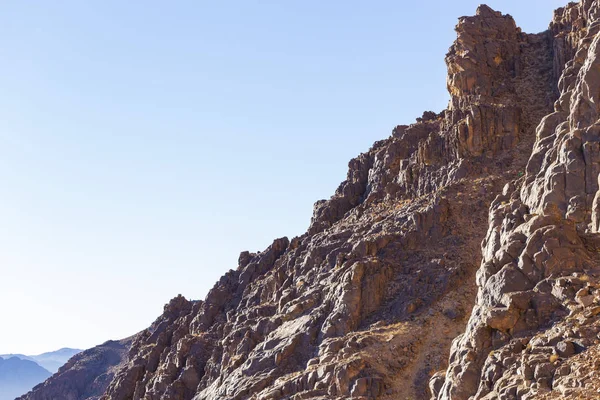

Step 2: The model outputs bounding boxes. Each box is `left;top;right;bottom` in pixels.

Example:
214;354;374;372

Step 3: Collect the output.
0;0;568;355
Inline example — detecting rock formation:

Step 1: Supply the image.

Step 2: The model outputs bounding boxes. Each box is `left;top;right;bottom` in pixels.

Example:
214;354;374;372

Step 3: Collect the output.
21;1;600;399
435;2;600;399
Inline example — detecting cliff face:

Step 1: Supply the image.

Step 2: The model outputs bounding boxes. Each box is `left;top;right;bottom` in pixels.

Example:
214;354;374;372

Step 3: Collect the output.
21;2;600;400
436;1;600;399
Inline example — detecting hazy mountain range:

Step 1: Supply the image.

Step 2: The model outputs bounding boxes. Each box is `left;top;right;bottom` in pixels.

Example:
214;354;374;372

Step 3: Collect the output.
0;348;81;400
0;358;50;400
0;348;81;373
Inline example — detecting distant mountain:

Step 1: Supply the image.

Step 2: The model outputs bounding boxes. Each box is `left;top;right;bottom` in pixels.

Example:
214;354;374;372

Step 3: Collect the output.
0;357;51;400
0;348;81;373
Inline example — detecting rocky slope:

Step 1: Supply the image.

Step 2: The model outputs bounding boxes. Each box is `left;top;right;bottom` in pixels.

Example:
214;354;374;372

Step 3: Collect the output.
20;2;600;400
19;339;131;400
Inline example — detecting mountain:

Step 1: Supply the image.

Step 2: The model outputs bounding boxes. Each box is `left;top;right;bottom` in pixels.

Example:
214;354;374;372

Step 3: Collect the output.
1;348;82;373
0;357;51;400
16;340;130;400
18;1;600;399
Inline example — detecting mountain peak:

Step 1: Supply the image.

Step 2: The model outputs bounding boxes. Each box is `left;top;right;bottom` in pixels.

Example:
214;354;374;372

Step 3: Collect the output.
476;4;501;17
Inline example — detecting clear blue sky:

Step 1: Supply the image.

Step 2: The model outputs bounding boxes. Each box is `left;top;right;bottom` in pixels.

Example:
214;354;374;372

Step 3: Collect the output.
0;1;566;354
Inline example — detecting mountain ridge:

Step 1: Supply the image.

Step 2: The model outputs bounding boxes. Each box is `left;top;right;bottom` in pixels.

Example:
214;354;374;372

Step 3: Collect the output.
0;357;51;400
1;348;82;373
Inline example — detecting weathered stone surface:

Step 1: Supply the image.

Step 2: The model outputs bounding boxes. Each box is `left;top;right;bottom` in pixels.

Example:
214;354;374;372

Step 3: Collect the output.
436;2;600;399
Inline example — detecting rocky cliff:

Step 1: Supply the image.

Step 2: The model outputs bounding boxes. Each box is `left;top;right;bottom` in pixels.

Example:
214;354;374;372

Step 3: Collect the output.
21;2;600;399
435;1;600;399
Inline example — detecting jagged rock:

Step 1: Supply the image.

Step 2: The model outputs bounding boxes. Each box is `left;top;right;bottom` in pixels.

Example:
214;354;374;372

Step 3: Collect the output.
436;2;600;399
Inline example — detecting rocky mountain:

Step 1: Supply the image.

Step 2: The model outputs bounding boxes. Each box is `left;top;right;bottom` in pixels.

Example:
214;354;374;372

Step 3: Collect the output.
1;348;82;373
19;1;600;399
0;357;51;400
17;339;131;400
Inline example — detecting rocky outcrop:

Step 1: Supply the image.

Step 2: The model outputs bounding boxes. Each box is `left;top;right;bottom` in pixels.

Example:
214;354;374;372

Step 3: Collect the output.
23;2;600;400
434;1;600;399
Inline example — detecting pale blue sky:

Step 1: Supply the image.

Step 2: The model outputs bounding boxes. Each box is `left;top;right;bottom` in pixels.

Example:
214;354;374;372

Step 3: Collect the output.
0;1;566;354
